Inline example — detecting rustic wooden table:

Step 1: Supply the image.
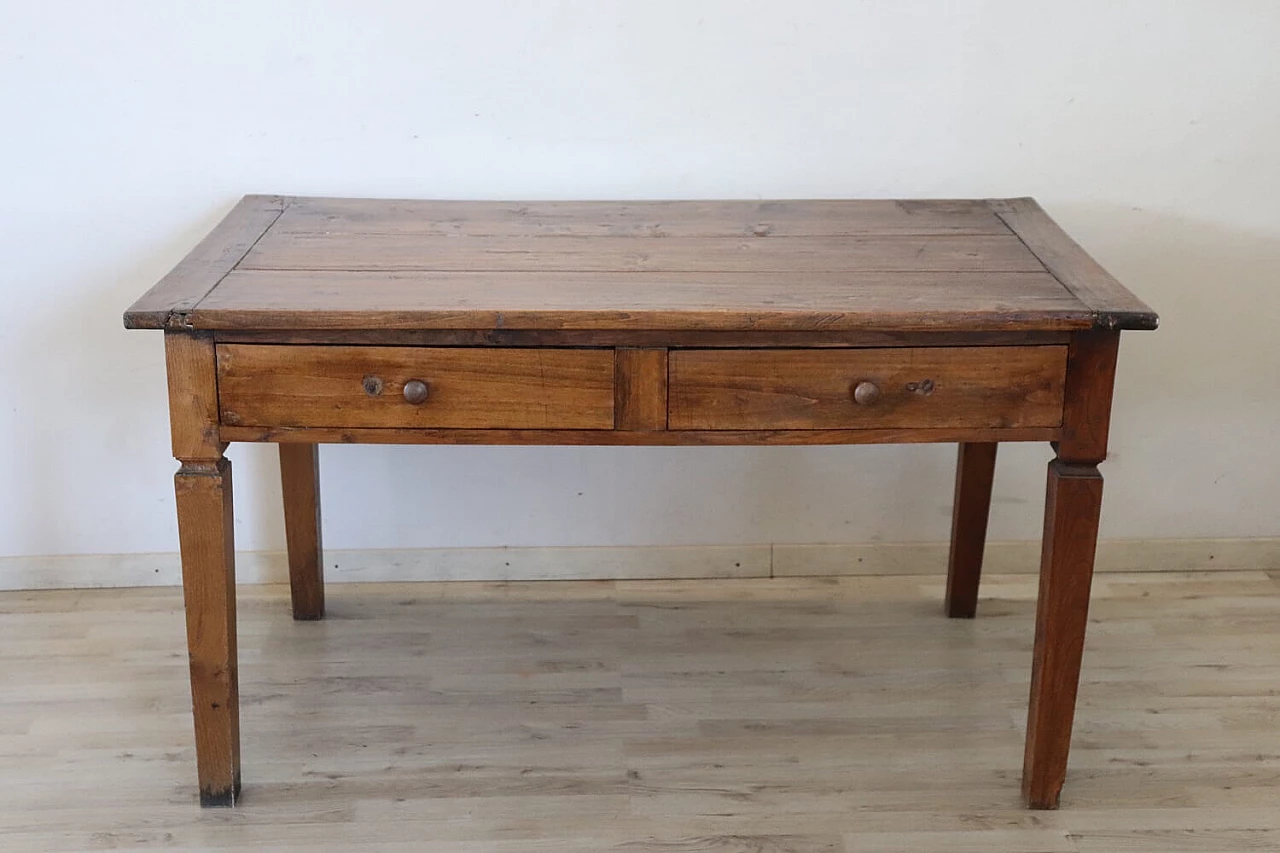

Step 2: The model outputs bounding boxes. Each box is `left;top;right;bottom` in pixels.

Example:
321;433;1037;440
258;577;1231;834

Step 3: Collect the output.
125;196;1156;809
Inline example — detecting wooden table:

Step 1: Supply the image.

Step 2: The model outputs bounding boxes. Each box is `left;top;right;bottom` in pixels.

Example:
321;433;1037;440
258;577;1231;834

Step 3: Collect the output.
125;196;1156;809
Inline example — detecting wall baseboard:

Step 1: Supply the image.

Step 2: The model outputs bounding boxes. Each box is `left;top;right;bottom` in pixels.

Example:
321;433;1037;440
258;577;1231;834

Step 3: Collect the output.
773;537;1280;576
0;537;1277;591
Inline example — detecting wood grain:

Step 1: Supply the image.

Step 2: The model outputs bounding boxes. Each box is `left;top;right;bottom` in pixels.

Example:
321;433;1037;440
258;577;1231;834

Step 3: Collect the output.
945;442;998;619
164;332;223;461
668;347;1067;431
190;270;1089;332
211;329;1074;349
123;195;286;329
239;233;1044;274
217;345;616;430
990;198;1158;331
1024;460;1104;809
128;196;1159;337
273;197;1013;237
279;444;324;621
173;458;240;807
218;424;1062;446
615;348;668;431
1057;331;1121;464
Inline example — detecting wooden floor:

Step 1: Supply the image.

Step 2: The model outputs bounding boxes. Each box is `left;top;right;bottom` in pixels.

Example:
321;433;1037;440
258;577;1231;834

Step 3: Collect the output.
2;571;1280;852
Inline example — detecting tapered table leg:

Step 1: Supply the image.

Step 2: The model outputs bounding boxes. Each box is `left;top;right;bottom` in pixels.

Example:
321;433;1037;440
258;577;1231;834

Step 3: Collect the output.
945;442;998;618
1022;459;1104;809
279;444;324;620
175;458;241;806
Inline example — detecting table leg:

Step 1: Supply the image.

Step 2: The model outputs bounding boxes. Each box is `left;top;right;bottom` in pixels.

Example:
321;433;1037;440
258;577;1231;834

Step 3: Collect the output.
1022;459;1103;808
279;444;324;620
175;458;241;806
945;441;998;618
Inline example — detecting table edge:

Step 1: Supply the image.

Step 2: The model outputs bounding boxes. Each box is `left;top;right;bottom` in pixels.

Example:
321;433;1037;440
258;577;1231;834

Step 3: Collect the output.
122;194;287;330
219;424;1063;447
988;198;1159;331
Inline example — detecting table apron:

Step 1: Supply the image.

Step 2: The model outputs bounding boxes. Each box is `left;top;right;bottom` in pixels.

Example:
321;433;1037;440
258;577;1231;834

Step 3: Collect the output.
217;425;1062;446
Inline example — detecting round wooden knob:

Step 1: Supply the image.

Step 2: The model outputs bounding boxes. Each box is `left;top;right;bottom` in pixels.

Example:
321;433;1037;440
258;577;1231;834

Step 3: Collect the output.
402;379;429;405
852;380;881;406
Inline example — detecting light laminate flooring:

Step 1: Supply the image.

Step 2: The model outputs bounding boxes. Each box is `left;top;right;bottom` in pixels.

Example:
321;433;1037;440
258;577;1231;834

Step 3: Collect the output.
3;571;1280;852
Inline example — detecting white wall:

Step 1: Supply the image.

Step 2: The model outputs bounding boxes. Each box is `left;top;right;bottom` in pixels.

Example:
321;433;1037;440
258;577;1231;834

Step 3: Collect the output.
1;1;1278;572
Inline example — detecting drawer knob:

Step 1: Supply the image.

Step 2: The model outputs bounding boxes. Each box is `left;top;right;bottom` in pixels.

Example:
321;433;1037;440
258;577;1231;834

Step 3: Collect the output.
851;380;881;406
403;379;430;405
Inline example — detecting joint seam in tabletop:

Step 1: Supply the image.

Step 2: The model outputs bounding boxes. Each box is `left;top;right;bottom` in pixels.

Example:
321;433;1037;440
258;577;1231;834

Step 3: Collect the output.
987;198;1158;331
177;197;291;329
122;195;290;330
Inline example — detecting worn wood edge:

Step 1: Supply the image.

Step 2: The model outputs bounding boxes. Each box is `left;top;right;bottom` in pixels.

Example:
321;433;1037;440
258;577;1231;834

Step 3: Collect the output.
988;198;1158;331
186;307;1094;333
2;537;1277;590
210;329;1075;348
123;195;288;330
199;774;241;808
217;425;1060;446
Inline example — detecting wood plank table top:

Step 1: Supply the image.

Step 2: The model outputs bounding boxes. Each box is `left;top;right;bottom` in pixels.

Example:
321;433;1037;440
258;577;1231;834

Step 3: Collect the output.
125;196;1157;334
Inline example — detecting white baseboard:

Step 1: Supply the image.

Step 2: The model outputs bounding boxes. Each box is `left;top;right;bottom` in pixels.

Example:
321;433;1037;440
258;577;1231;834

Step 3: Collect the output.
772;537;1280;576
0;538;1276;591
0;545;770;591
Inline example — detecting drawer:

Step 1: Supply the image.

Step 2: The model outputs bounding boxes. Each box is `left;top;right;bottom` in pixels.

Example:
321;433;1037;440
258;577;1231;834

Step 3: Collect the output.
668;347;1067;430
217;345;616;429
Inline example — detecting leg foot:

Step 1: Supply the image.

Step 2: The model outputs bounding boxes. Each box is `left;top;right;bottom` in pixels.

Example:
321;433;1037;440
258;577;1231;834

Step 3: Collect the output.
175;459;241;807
1022;459;1103;809
198;772;242;807
280;444;324;620
945;442;998;618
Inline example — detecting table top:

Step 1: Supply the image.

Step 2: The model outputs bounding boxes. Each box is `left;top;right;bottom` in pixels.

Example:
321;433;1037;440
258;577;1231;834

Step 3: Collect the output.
124;196;1157;334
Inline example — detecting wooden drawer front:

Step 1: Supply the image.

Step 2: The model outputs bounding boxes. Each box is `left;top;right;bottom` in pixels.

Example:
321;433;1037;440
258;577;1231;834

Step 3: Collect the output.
668;347;1067;430
217;345;616;429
